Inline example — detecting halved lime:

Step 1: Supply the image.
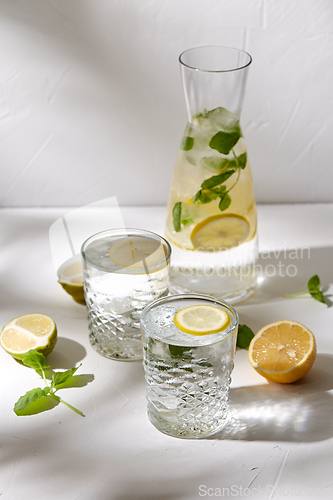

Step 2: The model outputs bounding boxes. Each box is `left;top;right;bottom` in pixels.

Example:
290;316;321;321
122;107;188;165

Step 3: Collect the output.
174;305;231;336
0;313;57;360
58;258;85;305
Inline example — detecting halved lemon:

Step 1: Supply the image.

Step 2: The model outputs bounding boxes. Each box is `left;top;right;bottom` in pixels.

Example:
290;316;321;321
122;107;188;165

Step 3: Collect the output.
0;313;57;360
191;214;250;251
109;237;168;272
58;258;85;305
248;320;316;383
174;305;231;336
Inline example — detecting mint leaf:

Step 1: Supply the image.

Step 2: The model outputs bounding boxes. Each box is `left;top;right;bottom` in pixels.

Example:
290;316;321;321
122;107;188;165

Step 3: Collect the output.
51;364;82;390
201;170;235;190
308;275;320;292
307;275;325;303
309;290;326;304
180;218;193;226
180;136;194;151
236;152;247;169
14;387;50;413
169;345;193;358
13;357;89;417
219;193;231;211
172;202;182;232
237;325;254;349
284;274;326;304
209;131;240;155
194;189;219;204
21;350;49;371
202;156;237;173
211;185;227;196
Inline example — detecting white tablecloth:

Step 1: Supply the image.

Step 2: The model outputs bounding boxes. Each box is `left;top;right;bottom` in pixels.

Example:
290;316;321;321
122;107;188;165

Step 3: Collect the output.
1;205;333;500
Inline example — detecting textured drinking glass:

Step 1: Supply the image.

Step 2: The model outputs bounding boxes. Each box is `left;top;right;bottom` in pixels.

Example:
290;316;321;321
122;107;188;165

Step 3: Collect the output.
81;228;171;361
140;294;238;438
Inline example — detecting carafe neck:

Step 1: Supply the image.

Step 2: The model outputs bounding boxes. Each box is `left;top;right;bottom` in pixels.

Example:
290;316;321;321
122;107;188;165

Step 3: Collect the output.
179;46;252;122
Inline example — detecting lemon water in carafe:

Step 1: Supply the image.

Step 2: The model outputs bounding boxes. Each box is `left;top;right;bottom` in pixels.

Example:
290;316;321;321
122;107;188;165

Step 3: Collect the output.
165;47;258;303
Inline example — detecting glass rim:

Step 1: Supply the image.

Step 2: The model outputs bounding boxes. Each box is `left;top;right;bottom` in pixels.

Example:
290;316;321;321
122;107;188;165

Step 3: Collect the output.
140;293;239;338
179;45;252;73
80;227;172;269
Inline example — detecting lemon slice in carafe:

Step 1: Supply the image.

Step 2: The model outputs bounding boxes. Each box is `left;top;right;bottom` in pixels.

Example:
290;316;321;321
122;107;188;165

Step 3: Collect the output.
191;214;250;251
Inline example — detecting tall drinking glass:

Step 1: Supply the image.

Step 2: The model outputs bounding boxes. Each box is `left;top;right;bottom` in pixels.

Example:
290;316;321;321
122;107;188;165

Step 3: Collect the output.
141;294;238;438
81;228;171;361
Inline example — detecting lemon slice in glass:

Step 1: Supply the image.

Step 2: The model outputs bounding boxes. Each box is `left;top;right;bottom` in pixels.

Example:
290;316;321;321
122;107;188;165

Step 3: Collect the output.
58;258;85;305
174;305;231;336
191;214;250;251
109;237;167;272
248;320;316;383
0;313;57;360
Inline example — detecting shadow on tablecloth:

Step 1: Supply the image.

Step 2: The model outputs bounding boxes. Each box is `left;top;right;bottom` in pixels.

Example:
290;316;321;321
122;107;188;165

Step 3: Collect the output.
215;353;333;442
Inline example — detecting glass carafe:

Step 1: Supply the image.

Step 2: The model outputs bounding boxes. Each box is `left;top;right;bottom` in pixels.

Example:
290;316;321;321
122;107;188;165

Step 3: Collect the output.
165;46;258;303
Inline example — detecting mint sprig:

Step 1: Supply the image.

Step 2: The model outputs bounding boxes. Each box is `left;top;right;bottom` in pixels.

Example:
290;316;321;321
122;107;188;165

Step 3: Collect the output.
14;350;89;416
172;107;248;232
283;275;326;304
209;130;241;155
201;170;235;190
191;155;242;214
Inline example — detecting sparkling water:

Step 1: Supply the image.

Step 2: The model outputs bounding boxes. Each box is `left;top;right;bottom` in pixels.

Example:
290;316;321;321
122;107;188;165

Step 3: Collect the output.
141;295;238;438
82;230;170;361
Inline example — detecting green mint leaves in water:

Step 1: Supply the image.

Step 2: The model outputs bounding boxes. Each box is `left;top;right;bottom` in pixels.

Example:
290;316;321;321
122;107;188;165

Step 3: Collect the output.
180;136;194;151
173;107;246;232
284;275;326;304
172;202;194;232
172;202;182;232
209;129;241;155
14;350;91;417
